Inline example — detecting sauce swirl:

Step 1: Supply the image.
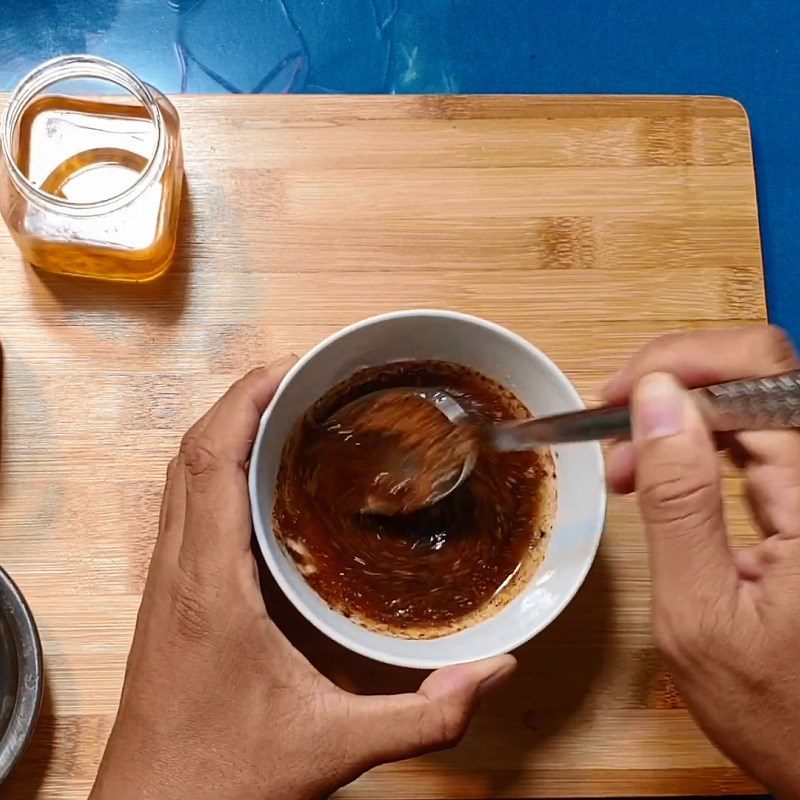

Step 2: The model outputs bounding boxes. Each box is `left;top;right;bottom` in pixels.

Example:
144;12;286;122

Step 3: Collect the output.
272;361;556;638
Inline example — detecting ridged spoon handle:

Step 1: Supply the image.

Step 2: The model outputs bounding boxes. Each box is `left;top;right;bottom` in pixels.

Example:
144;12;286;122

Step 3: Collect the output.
490;370;800;449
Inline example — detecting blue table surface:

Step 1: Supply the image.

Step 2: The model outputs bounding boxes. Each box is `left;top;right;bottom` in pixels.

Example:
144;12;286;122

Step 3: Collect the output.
1;0;797;340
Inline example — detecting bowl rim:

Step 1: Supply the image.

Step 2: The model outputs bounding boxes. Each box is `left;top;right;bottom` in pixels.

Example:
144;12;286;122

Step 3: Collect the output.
249;309;606;668
0;564;43;783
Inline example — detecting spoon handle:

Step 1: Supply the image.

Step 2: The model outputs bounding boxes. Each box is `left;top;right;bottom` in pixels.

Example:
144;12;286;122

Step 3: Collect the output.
490;370;800;449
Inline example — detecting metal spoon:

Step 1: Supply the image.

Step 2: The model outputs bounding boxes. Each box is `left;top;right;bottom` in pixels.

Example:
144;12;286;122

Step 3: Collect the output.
388;369;800;511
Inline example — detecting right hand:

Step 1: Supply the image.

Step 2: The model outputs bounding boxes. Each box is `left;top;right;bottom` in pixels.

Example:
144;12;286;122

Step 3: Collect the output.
602;326;800;797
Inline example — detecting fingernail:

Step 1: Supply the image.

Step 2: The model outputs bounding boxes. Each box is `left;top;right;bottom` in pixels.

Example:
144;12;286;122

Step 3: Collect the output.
633;373;685;440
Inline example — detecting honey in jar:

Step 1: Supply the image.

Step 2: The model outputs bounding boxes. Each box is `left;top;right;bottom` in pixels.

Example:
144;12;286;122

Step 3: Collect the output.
0;56;183;282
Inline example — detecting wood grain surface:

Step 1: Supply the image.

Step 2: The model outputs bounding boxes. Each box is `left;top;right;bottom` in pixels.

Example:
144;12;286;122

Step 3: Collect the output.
0;95;766;798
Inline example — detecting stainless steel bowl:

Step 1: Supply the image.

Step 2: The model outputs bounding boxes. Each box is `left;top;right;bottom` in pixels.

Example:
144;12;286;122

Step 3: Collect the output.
0;566;42;782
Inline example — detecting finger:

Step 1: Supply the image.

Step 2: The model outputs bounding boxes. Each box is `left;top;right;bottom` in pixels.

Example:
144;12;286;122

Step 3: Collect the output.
633;373;739;606
602;326;799;405
608;434;746;497
192;355;298;426
606;442;636;494
182;356;297;471
150;456;186;573
345;655;516;767
737;437;800;538
181;467;255;572
732;547;762;582
602;327;800;535
623;429;800;537
179;358;296;564
608;435;733;497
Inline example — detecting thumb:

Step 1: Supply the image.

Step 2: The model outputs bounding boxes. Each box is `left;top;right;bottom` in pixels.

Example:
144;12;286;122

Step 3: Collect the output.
632;372;738;606
345;655;516;768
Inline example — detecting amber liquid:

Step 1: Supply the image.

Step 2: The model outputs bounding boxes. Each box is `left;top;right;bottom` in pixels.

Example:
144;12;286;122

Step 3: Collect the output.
11;95;182;281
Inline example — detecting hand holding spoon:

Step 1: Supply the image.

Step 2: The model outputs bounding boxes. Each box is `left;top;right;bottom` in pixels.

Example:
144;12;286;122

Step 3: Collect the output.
348;370;800;515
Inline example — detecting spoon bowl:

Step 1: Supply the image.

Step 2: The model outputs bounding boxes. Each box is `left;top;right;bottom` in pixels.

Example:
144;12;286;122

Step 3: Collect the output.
329;387;477;514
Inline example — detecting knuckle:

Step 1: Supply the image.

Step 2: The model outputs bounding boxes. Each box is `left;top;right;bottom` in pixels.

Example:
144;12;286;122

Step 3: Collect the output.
756;535;783;567
170;563;212;642
229;367;269;399
179;432;220;478
630;333;690;378
639;468;720;532
430;704;470;749
166;455;180;481
640;333;680;362
242;366;267;383
757;325;798;371
755;537;800;582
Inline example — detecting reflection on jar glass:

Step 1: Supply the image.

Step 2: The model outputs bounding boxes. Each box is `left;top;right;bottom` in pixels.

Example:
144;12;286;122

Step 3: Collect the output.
0;55;184;282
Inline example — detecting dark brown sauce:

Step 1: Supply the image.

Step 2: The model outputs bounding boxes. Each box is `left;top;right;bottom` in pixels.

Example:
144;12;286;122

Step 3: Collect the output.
272;361;556;638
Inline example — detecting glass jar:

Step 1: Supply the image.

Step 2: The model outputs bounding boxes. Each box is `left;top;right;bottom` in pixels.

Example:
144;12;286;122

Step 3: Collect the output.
0;55;183;282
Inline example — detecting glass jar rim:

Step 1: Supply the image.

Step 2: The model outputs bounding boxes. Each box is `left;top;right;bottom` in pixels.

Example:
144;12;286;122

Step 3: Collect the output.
0;54;167;217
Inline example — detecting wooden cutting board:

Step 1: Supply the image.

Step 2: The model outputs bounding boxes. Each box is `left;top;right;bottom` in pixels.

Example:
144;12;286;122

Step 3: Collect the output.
0;95;766;798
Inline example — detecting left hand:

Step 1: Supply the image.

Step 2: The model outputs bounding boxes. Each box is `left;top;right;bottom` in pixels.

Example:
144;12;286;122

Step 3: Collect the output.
90;358;515;800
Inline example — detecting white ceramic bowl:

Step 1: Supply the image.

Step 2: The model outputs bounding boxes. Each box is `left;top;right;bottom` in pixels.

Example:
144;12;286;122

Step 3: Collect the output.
249;310;606;669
